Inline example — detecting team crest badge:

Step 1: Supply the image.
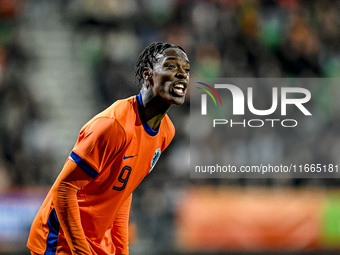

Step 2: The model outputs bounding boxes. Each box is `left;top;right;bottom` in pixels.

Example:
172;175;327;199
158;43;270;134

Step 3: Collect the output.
149;148;161;173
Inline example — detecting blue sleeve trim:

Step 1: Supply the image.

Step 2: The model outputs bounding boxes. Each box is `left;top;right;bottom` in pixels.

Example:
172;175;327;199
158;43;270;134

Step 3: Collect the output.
70;151;99;178
45;208;60;254
136;92;159;136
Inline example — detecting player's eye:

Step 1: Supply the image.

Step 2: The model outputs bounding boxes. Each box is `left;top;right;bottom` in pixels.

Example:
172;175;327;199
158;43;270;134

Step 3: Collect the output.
184;68;190;73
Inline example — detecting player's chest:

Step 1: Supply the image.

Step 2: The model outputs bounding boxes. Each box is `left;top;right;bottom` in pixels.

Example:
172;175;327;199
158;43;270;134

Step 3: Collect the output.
92;135;163;193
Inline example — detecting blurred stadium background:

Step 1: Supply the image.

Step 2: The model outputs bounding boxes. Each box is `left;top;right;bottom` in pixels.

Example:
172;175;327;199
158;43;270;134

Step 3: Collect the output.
1;0;340;254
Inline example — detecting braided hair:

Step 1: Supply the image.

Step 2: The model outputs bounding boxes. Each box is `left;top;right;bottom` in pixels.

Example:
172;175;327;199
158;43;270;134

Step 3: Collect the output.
134;42;186;88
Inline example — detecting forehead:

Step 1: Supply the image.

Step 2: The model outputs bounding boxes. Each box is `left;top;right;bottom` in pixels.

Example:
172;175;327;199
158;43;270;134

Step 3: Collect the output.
155;48;189;64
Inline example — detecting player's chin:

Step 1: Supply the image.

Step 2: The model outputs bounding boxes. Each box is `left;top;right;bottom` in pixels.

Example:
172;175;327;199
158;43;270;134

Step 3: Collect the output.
174;97;186;105
169;90;187;105
169;94;186;105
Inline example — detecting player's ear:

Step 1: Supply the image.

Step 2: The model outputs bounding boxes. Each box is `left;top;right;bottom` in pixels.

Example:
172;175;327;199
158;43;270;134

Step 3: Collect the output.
142;67;153;88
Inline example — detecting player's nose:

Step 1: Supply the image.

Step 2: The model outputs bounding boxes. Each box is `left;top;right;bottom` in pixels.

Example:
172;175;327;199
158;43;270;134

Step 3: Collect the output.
176;68;188;79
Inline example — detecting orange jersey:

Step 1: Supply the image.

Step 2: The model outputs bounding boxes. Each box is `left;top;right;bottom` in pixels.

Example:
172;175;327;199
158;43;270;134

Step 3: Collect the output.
27;93;175;254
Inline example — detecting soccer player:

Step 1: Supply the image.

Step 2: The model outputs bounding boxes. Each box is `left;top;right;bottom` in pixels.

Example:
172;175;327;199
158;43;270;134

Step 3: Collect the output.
27;42;190;255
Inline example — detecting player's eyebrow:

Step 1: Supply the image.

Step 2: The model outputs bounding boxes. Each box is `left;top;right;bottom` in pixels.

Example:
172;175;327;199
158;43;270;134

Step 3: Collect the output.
164;56;190;64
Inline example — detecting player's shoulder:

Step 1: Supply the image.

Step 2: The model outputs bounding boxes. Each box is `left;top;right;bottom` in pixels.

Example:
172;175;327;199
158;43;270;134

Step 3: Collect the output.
81;96;137;134
163;114;175;131
161;114;176;138
100;95;136;120
95;96;136;123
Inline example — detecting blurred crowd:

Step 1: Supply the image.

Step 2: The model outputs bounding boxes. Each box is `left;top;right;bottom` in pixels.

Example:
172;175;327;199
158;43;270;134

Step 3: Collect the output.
0;0;339;180
1;0;340;252
0;0;44;187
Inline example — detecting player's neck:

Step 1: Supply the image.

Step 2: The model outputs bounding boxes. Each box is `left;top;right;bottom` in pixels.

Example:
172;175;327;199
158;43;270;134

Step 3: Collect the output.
139;89;171;130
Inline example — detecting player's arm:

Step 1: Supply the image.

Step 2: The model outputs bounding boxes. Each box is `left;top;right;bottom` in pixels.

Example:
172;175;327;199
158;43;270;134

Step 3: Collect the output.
112;194;132;255
54;117;125;254
50;158;93;255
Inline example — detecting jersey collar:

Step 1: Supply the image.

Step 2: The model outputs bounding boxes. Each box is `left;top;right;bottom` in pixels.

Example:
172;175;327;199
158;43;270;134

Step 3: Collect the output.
136;92;160;136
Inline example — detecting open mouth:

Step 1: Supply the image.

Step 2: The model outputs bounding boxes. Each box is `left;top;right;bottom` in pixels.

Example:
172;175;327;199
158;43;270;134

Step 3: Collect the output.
173;81;188;96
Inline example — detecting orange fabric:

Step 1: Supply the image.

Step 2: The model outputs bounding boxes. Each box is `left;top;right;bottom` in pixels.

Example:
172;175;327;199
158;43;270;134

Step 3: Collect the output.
112;194;132;254
28;95;175;255
51;160;93;254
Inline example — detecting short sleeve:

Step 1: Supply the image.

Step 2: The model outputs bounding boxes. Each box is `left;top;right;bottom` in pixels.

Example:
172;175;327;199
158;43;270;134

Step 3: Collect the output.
70;117;126;177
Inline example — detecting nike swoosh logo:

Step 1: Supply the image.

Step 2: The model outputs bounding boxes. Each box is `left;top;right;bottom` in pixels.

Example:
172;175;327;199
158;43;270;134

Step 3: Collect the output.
123;154;138;160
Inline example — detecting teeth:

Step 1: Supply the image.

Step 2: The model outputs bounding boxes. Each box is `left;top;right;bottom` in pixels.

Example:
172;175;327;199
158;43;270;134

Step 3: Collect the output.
174;84;184;89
